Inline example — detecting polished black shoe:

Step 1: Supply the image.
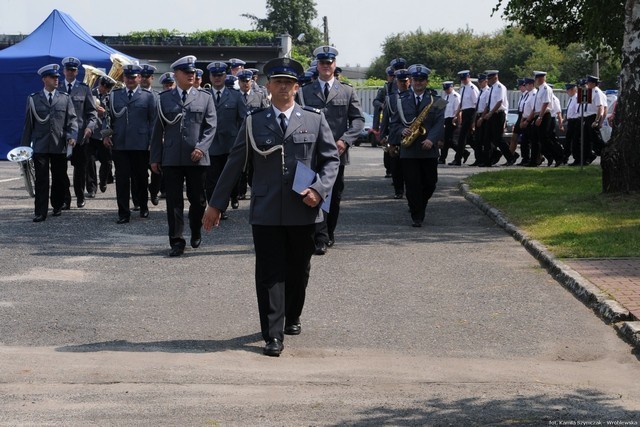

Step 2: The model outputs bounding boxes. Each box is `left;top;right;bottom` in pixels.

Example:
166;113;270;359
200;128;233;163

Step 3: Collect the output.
314;242;327;255
116;217;130;224
263;338;284;357
32;215;46;223
132;205;140;212
327;239;335;248
237;194;246;200
412;221;423;228
61;202;70;210
448;160;462;166
77;199;86;208
393;193;403;199
99;183;107;193
221;212;229;220
140;209;149;218
169;247;184;257
151;196;159;206
190;237;201;249
86;191;96;198
463;150;470;164
231;198;239;209
52;207;62;217
284;322;301;336
468;161;480;167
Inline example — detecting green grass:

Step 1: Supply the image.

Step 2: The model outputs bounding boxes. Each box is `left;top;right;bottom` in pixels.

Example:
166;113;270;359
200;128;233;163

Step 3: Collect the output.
466;166;640;258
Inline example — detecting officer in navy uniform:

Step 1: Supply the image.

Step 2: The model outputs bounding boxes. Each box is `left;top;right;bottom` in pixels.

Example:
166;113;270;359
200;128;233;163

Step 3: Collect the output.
247;68;267;95
480;70;517;166
202;57;339;357
373;66;396;178
301;46;364;254
138;63;162;206
194;68;204;89
86;75;116;196
104;64;157;224
21;64;78;222
389;64;446;227
453;70;477;165
206;61;248;214
150;55;217;257
159;72;176;91
59;56;98;209
438;81;461;165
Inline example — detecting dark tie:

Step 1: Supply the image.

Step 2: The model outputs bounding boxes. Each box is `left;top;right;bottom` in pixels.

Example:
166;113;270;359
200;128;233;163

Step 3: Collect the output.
324;83;330;100
216;91;221;103
460;85;466;106
182;90;187;103
415;95;421;110
243;92;248;104
279;113;287;134
487;86;494;108
566;98;572;115
128;90;133;100
48;93;52;105
67;83;72;93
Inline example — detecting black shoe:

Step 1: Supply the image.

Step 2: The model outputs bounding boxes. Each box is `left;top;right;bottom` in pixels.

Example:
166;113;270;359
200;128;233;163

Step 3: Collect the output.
190;237;201;249
237;194;246;200
384;172;392;178
52;207;62;217
412;221;422;228
525;162;538;167
116;217;130;224
327;239;335;248
284;322;301;336
77;199;85;208
394;193;403;199
86;191;96;198
231;198;239;209
448;160;462;166
221;212;229;220
468;161;480;167
151;196;159;206
504;153;520;166
107;176;114;184
140;209;149;218
132;205;140;212
314;242;327;255
169;247;184;257
263;338;284;357
32;215;46;223
463;150;470;163
99;183;107;193
61;202;70;210
517;159;530;166
437;158;446;164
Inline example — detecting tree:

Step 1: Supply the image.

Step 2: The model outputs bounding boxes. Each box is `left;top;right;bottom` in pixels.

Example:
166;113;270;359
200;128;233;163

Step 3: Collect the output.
242;0;323;58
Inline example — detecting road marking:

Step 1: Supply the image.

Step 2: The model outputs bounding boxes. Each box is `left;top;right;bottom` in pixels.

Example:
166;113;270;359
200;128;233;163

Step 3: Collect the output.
0;177;20;183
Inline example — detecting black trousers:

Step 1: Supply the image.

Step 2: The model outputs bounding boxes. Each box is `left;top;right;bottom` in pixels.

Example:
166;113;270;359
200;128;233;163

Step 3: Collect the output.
112;150;149;219
583;115;604;157
252;224;315;342
33;152;67;217
520;122;534;163
401;157;438;223
532;113;563;165
85;137;112;193
472;115;485;162
566;118;582;162
454;108;475;162
66;142;88;203
482;111;512;164
390;153;404;196
163;165;207;249
439;117;456;162
315;164;345;244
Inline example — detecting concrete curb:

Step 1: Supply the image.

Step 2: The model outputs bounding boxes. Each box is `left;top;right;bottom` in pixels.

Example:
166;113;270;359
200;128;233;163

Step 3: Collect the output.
460;182;639;349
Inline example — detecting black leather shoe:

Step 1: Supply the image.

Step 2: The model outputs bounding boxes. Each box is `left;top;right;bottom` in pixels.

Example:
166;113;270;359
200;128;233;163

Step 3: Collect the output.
132;205;140;211
116;217;130;224
151;196;159;206
169;247;184;257
284;322;301;335
437;158;445;164
231;198;239;209
77;199;86;208
140;209;149;218
327;239;335;248
32;215;46;223
237;194;246;200
221;212;229;220
263;338;284;357
394;193;403;199
448;160;462;166
190;237;201;249
52;208;62;217
99;184;107;193
86;191;96;198
314;242;327;255
61;202;70;210
412;221;423;228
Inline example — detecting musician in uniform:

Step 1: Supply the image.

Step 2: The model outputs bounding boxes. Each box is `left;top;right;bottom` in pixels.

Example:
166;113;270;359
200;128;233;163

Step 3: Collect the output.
374;66;396;178
206;61;247;215
452;70;477;165
389;64;445;227
86;75;116;196
194;68;204;89
21;64;78;222
202;57;339;357
300;46;364;254
104;64;157;224
438;81;461;165
150;56;217;257
59;56;98;208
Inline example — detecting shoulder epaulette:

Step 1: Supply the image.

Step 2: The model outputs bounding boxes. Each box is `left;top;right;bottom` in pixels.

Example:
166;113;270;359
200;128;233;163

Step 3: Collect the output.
197;88;210;94
341;81;352;87
30;92;39;97
141;87;152;93
247;107;266;116
303;106;321;114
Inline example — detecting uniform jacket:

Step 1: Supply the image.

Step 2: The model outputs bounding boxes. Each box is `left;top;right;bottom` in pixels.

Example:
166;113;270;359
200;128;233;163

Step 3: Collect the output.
21;91;78;154
209;104;339;226
150;87;216;167
241;89;270;113
58;80;98;143
208;87;247;156
300;79;364;165
108;87;157;151
390;89;446;159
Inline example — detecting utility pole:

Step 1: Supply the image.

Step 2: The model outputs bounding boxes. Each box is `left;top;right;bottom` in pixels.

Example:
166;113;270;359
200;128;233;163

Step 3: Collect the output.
323;16;329;45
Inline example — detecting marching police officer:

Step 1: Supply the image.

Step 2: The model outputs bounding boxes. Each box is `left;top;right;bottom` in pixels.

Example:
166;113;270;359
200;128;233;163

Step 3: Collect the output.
159;72;176;91
480;70;516;166
21;64;78;222
453;70;477;165
518;77;537;165
471;73;489;166
438;81;461;165
528;71;563;167
584;75;606;161
150;55;217;257
138;63;162;206
86;75;116;196
301;46;364;254
238;70;270;112
564;83;582;165
202;57;339;357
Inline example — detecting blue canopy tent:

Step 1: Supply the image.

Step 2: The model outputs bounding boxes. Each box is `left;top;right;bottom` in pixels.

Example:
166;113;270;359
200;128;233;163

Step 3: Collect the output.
0;9;135;158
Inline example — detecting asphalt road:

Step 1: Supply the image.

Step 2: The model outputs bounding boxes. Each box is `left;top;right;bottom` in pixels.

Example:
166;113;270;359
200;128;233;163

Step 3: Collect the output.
0;148;638;426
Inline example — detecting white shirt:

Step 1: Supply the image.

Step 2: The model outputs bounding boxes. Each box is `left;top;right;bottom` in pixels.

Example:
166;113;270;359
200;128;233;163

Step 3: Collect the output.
458;81;479;110
476;86;490;113
444;90;460;119
486;81;508;112
533;82;553;114
585;86;605;117
517;90;529;113
272;104;295;128
43;89;57;99
565;94;581;119
522;88;538;117
550;95;562;116
319;77;335;93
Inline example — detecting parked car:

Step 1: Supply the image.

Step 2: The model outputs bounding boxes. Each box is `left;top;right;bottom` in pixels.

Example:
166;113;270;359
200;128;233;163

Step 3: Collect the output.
353;113;380;147
502;109;519;145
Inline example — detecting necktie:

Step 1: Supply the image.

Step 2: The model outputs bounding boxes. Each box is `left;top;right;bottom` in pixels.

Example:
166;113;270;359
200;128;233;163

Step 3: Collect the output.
324;83;330;100
460;85;466;106
279;113;287;134
182;90;187;103
566;98;572;116
48;93;52;105
67;83;72;93
216;91;221;103
487;86;494;108
446;95;449;102
243;92;248;104
416;95;421;110
128;90;133;100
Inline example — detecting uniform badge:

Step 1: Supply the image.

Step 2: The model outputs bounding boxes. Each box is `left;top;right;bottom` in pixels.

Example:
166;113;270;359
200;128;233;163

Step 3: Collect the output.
323;46;330;53
266;113;272;118
266;139;273;145
295;112;301;117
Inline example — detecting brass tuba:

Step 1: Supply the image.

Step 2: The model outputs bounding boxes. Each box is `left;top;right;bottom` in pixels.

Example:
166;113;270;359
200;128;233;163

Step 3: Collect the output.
82;64;106;89
107;53;133;89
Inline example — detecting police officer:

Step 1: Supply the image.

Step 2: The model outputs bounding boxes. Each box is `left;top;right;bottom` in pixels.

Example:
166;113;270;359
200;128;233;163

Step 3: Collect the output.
528;71;563;167
390;64;445;227
202;57;339;357
584;75;606;161
150;55;217;257
104;64;157;224
59;56;98;208
518;77;537;165
564;83;582;166
438;81;461;165
194;68;204;89
86;75;116;196
510;78;527;158
21;64;78;222
238;70;270;112
471;73;489;166
206;61;247;214
480;70;516;166
453;70;477;165
301;46;364;254
138;63;162;206
227;58;245;90
159;72;176;91
374;66;397;178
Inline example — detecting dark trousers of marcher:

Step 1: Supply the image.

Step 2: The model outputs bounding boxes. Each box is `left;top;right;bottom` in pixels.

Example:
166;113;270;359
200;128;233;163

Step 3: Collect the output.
163;166;207;250
383;150;391;176
401;157;438;224
439;117;456;162
519;122;534;164
252;224;315;342
390;153;404;196
33;152;67;218
483;111;512;165
112;150;149;219
584;115;604;157
315;164;345;244
472;116;486;164
532;113;563;166
85;137;112;194
132;165;161;207
65;142;88;204
566;118;582;163
206;154;240;205
149;168;162;199
454;108;475;162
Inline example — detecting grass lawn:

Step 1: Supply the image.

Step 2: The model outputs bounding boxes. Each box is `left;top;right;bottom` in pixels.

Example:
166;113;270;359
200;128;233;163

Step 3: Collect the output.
465;166;640;258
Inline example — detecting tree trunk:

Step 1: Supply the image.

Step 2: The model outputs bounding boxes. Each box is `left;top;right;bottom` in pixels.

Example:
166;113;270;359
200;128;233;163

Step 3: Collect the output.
602;0;640;193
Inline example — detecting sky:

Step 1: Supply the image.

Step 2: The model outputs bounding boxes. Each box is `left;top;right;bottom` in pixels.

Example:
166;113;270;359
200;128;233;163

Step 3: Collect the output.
0;0;508;66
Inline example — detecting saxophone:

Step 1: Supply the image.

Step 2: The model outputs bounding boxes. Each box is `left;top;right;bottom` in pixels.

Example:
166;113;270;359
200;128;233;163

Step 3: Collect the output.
401;94;434;148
